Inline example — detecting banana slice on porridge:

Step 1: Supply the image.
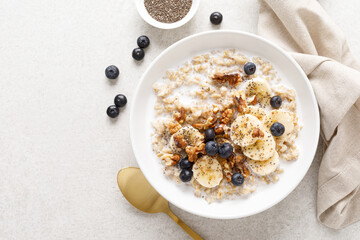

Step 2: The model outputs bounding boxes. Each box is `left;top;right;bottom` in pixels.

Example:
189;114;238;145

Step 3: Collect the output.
242;131;276;161
230;114;263;147
247;152;279;176
245;78;272;106
169;126;204;153
264;109;295;136
193;155;223;188
244;106;268;122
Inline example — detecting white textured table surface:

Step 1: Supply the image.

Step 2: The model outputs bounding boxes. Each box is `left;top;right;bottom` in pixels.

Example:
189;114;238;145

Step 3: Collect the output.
1;0;360;239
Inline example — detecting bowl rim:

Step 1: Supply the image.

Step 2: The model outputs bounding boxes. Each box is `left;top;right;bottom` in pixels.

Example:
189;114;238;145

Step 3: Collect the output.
129;30;320;219
135;0;200;29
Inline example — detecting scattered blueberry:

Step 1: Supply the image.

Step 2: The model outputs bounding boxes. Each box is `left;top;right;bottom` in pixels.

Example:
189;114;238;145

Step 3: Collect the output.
244;62;256;75
231;173;244;186
114;94;127;108
205;141;218;156
107;105;119;118
105;65;119;79
137;35;150;48
179;169;193;182
179;157;193;170
210;12;223;25
270;96;282;109
270;122;285;137
218;142;233;159
132;48;145;61
205;128;215;142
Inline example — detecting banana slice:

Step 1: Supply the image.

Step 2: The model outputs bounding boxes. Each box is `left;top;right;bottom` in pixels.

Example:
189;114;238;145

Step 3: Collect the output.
169;126;204;153
264;109;295;136
244;106;267;122
242;131;276;161
230;114;262;147
245;78;272;106
193;155;223;188
247;152;279;175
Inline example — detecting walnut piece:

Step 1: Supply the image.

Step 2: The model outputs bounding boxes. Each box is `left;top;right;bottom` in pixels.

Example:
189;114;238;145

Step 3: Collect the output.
206;116;218;128
215;125;231;139
228;154;235;168
248;95;258;105
234;154;244;163
234;155;250;178
185;143;205;162
220;109;234;124
168;121;181;134
173;135;188;148
221;159;233;182
214;124;225;134
174;107;186;124
234;96;247;113
252;128;265;138
192;116;217;130
171;154;181;162
212;73;241;86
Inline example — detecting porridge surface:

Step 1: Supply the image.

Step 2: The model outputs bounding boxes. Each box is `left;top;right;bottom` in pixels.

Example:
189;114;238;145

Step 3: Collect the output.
151;49;301;203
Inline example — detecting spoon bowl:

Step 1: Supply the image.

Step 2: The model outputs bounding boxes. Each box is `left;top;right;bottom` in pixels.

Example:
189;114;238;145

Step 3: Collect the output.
117;167;203;240
117;167;168;214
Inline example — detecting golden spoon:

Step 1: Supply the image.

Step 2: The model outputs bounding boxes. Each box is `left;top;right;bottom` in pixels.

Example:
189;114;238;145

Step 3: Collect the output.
117;167;203;240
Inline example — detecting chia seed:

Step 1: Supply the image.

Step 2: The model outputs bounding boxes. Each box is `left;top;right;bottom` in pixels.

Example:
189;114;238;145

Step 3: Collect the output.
144;0;192;23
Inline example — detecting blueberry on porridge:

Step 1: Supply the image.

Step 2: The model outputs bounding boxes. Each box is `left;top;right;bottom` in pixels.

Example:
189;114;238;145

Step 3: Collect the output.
270;122;285;137
270;95;282;109
205;141;219;156
151;49;301;203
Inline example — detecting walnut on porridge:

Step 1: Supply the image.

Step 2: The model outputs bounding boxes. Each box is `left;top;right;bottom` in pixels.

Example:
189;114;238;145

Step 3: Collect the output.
252;128;264;138
173;135;188;148
192;115;217;130
186;143;205;162
220;109;235;124
212;72;241;86
231;155;249;178
234;95;247;113
168;121;182;134
214;124;225;134
174;107;186;124
248;95;258;105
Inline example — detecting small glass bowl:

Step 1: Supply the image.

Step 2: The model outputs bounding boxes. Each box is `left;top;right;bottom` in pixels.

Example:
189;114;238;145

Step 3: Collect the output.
135;0;200;29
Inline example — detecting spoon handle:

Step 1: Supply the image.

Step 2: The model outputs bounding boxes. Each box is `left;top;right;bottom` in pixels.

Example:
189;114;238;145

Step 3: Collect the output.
166;209;203;240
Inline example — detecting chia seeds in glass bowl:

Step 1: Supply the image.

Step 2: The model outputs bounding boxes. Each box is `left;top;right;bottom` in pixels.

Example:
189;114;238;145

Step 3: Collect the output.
144;0;192;23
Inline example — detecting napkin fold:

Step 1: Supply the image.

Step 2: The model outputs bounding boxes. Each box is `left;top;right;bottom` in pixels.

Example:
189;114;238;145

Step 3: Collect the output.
258;0;360;229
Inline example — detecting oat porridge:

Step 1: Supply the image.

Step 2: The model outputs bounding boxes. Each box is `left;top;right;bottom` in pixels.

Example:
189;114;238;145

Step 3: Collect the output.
151;49;301;203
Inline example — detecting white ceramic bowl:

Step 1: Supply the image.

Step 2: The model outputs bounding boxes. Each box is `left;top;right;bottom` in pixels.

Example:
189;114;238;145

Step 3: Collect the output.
135;0;200;29
130;30;320;219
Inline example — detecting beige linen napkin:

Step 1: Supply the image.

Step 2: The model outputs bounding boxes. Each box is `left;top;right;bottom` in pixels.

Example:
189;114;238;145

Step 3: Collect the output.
258;0;360;229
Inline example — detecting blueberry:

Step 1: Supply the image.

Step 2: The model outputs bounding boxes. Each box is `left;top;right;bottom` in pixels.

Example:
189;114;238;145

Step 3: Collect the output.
205;128;215;142
231;173;244;186
270;96;282;109
179;157;193;169
107;105;119;118
205;141;218;156
132;48;145;61
244;62;256;75
218;142;233;159
137;35;150;48
105;65;119;79
270;122;285;137
114;94;127;108
179;169;193;182
210;12;223;25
